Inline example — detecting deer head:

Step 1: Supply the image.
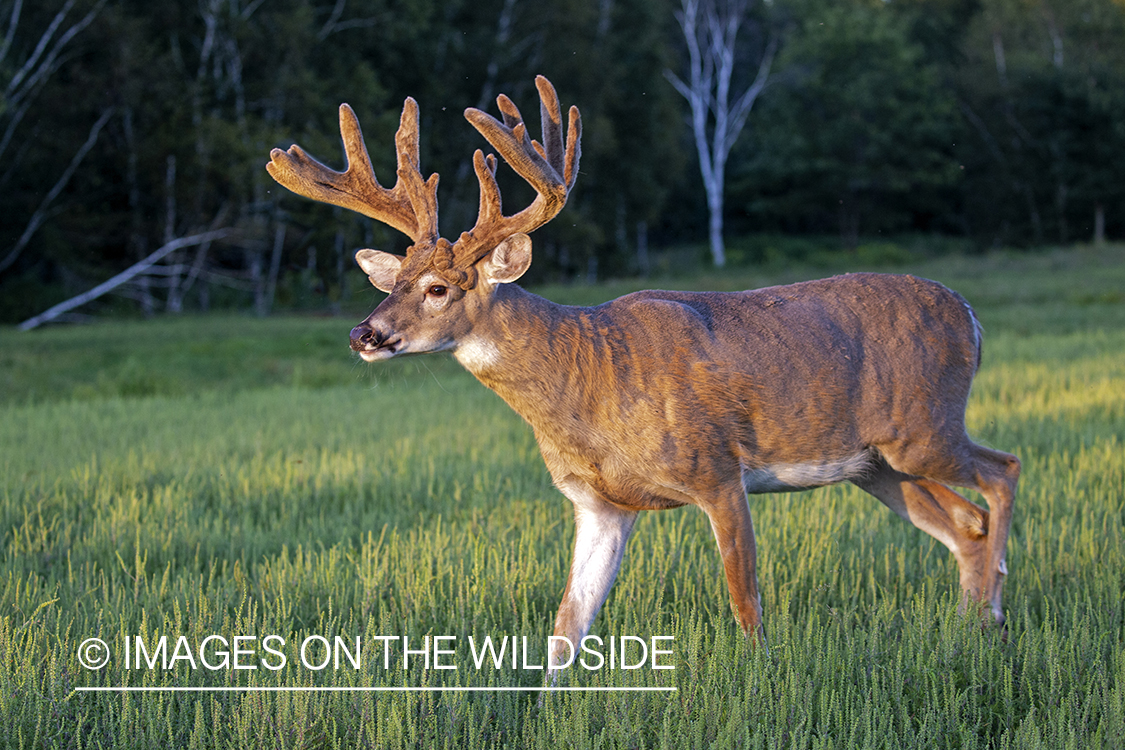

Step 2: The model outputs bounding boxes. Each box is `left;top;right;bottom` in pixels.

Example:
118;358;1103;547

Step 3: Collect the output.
266;76;581;362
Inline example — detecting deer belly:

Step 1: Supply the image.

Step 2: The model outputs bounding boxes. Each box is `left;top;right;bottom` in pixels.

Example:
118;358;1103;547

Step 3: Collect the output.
739;452;873;493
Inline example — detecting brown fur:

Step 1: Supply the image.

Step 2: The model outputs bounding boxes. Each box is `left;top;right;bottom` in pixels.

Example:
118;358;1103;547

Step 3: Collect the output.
266;78;1019;672
355;271;1019;654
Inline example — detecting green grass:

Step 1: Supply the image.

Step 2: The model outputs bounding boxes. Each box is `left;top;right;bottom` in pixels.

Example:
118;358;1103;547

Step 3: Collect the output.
1;245;1123;748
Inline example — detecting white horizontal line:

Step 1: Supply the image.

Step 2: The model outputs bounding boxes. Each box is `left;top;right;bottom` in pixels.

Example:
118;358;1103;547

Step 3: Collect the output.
76;686;676;693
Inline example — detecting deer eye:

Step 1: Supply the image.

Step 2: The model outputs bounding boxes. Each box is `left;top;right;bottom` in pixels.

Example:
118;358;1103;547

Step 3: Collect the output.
427;284;448;298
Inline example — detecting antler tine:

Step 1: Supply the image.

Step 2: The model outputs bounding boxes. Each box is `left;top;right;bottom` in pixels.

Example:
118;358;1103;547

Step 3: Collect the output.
393;98;441;245
531;75;581;192
563;104;581;191
455;76;582;269
266;100;439;246
536;77;565;181
496;94;524;130
472;151;502;226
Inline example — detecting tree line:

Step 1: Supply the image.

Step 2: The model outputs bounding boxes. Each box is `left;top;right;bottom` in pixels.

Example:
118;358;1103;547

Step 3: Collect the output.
1;0;1123;323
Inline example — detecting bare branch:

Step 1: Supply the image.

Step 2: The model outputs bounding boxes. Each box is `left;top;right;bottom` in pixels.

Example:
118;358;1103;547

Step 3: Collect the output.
0;0;23;65
195;0;221;84
666;0;716;189
2;0;105;163
728;31;777;141
317;0;346;40
5;0;103;108
5;0;75;98
0;95;31;159
0;106;114;276
316;0;379;41
992;32;1008;89
1043;10;1063;69
18;230;231;330
322;17;379;34
959;99;1008;168
663;69;692;101
240;0;266;19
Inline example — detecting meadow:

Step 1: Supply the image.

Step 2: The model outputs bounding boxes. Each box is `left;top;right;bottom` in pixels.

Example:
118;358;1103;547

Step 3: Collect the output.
1;245;1123;748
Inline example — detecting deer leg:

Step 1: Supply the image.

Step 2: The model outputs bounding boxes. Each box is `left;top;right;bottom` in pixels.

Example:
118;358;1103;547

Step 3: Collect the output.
957;445;1020;625
852;460;997;621
703;482;766;643
548;477;638;678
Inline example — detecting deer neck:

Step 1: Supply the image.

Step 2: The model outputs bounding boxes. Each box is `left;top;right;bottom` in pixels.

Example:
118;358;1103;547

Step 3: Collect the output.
453;283;599;430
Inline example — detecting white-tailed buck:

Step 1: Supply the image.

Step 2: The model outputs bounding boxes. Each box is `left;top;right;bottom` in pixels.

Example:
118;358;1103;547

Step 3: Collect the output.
267;76;1020;672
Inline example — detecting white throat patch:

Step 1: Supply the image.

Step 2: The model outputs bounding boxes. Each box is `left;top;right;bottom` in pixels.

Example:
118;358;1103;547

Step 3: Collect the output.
454;337;502;373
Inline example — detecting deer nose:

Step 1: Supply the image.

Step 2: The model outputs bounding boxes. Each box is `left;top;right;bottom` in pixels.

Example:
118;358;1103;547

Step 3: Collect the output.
350;324;375;351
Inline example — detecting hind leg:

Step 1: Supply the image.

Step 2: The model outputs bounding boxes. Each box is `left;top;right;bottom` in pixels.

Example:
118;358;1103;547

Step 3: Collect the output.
854;444;1019;624
853;462;992;615
956;444;1021;623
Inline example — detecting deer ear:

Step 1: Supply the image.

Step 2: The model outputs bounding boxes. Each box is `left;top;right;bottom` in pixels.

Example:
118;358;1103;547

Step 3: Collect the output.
482;234;532;285
355;249;402;292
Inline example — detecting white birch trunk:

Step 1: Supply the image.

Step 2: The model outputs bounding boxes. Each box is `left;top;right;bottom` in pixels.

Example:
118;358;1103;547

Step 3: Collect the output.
667;0;774;268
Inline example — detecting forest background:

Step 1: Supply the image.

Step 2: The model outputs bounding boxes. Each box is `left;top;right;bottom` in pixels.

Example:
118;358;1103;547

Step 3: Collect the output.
2;0;1124;324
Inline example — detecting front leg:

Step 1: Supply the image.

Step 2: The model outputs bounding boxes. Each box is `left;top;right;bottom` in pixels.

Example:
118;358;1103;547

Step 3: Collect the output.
548;476;639;678
702;480;766;643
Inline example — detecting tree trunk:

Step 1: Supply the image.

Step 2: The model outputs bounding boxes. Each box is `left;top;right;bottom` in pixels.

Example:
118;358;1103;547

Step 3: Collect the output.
1055;182;1068;244
667;0;774;269
123;107;154;316
262;222;286;316
1094;203;1105;245
250;247;266;316
165;155;187;312
837;191;860;249
707;186;726;267
636;220;650;277
334;224;347;306
1025;189;1043;244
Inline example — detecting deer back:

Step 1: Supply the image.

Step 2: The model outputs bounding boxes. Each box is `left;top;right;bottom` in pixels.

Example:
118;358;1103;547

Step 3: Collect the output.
451;272;981;506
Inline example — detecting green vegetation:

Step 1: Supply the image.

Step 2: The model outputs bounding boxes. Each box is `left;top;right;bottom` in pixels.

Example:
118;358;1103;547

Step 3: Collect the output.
1;246;1124;747
4;0;1125;322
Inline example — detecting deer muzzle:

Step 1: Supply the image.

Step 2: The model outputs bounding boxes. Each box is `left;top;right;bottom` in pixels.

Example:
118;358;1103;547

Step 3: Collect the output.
350;323;399;357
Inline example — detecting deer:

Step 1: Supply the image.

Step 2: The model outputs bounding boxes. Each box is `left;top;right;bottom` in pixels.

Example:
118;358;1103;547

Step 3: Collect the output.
266;76;1020;675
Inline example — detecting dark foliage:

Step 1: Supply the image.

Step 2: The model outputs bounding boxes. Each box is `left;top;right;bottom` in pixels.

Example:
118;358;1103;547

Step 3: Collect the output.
1;0;1123;322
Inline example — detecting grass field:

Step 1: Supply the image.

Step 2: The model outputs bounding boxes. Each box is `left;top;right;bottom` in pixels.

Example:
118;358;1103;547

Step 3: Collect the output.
1;245;1123;748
